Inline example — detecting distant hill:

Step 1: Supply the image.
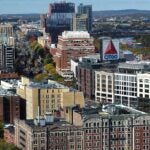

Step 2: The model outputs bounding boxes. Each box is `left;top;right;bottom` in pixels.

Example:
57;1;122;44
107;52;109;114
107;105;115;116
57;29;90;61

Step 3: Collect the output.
93;9;150;17
0;13;40;22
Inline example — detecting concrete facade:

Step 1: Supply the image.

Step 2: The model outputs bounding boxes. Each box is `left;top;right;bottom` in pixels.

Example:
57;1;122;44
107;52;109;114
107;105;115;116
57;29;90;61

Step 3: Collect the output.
95;71;114;103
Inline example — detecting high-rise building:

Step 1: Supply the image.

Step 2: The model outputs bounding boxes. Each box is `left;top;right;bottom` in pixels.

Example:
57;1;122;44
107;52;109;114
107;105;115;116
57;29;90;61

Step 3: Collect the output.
77;3;92;32
46;2;75;43
73;14;88;31
40;14;47;28
0;44;15;70
52;31;95;78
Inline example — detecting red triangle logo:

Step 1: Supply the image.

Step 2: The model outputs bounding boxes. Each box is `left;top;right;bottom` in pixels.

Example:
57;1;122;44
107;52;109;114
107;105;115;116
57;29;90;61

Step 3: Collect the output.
105;40;118;54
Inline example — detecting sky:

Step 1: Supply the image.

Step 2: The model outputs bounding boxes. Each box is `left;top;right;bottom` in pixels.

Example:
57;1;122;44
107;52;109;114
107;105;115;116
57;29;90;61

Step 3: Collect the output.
0;0;150;14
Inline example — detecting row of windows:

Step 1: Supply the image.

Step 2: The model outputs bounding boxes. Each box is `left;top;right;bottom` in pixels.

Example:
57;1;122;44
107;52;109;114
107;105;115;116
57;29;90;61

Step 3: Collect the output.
139;84;149;88
115;75;136;81
42;94;61;98
86;142;100;147
33;139;45;144
139;79;150;83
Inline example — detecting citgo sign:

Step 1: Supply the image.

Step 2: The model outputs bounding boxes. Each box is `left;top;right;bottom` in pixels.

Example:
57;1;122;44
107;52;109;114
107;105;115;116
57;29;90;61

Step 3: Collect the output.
104;54;118;60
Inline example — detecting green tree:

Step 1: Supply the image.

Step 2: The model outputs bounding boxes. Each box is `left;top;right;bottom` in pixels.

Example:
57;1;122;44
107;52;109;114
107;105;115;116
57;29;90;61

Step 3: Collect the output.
0;140;18;150
44;54;53;65
34;73;48;81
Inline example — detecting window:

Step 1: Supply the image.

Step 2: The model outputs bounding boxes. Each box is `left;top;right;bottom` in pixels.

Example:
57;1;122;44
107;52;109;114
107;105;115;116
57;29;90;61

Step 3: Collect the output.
97;93;100;96
145;95;149;98
145;84;149;88
86;123;88;127
139;79;143;82
140;84;143;87
140;89;143;92
34;140;37;144
41;140;45;144
145;79;149;83
145;89;149;93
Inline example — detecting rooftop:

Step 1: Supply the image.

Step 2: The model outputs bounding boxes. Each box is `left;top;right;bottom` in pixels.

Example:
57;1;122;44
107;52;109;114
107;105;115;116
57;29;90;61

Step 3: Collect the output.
82;104;147;121
102;104;146;115
0;86;16;96
28;80;67;89
1;79;19;87
4;124;15;134
61;31;90;39
119;61;150;70
21;118;72;129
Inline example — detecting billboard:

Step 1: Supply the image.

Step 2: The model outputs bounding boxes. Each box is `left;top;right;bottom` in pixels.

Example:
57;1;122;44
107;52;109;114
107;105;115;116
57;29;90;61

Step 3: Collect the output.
102;38;119;61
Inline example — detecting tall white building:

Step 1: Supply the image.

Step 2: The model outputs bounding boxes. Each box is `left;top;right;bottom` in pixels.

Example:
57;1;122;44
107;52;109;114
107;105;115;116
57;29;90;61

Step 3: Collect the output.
95;61;150;108
114;62;150;107
137;73;150;99
114;73;137;107
95;71;114;103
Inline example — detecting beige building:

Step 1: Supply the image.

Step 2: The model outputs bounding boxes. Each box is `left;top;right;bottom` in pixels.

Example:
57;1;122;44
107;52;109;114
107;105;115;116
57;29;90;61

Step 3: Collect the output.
17;77;85;119
17;77;30;100
62;91;85;108
0;24;13;37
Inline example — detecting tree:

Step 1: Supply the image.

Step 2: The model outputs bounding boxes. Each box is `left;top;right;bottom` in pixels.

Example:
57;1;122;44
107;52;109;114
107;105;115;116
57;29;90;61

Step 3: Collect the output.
34;73;48;81
0;140;18;150
44;54;52;65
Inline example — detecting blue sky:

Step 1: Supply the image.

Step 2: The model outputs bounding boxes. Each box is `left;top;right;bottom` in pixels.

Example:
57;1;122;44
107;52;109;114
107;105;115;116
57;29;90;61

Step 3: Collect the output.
0;0;150;14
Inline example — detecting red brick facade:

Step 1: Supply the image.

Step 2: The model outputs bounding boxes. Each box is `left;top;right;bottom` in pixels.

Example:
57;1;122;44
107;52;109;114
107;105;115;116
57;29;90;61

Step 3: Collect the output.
0;96;20;123
51;32;95;73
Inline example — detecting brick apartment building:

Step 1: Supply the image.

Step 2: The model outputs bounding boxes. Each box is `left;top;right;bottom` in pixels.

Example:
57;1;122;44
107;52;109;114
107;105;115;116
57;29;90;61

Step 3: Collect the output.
77;57;117;100
15;104;150;150
15;113;83;150
77;57;101;99
51;31;95;78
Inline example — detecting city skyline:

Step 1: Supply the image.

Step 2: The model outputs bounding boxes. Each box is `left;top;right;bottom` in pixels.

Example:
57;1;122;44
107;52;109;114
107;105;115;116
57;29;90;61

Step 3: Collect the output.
0;0;150;14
